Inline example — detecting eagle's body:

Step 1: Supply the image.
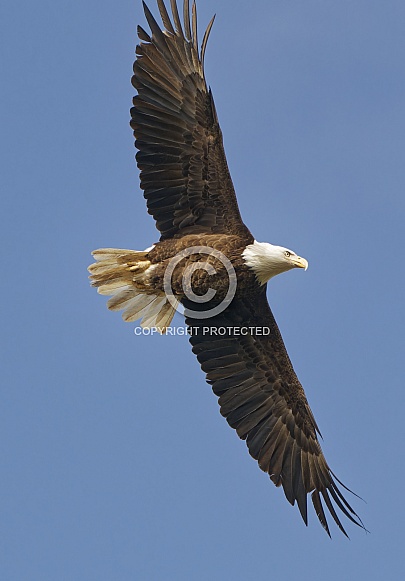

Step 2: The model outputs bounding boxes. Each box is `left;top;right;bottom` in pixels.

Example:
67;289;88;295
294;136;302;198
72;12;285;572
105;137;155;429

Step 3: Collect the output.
89;0;364;537
148;234;255;295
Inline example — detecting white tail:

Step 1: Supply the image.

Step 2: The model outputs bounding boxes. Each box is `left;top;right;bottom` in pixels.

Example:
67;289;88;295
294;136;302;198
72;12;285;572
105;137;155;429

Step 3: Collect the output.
88;248;178;333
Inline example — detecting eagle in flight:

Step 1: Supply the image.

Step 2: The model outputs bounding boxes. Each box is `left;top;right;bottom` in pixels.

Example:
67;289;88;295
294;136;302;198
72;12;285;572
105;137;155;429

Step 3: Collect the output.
89;0;365;537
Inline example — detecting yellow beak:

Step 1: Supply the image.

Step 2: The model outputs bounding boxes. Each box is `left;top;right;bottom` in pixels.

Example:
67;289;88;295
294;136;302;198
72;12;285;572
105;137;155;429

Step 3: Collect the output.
293;256;308;271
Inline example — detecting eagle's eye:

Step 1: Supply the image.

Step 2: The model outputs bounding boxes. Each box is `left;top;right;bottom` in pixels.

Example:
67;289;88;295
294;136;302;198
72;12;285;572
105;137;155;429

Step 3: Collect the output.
284;251;291;257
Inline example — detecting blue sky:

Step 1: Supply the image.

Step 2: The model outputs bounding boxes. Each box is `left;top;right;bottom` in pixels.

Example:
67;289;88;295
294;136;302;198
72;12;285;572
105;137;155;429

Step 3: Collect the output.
1;0;405;579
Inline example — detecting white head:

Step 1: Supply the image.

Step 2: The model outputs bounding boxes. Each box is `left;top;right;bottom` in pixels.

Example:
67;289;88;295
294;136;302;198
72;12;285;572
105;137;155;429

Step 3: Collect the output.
242;241;308;285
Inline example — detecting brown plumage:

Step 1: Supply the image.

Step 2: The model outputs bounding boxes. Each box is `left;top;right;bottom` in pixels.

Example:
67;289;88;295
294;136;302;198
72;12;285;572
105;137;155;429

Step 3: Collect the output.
132;0;252;241
88;0;365;537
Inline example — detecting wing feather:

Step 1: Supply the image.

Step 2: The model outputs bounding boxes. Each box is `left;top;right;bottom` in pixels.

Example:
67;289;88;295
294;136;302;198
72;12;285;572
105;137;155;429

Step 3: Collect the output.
184;291;365;536
183;0;191;41
157;0;175;34
200;15;215;70
281;438;296;505
312;491;331;537
132;1;252;241
191;1;198;53
170;0;183;35
321;489;349;538
246;415;279;458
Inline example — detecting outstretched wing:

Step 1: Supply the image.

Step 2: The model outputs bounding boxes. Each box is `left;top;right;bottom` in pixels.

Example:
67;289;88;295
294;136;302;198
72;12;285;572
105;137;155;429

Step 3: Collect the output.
131;0;252;241
184;290;365;537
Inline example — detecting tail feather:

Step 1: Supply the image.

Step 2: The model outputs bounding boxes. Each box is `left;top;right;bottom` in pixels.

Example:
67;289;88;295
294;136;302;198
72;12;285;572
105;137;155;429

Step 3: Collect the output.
88;247;178;333
155;300;179;329
89;248;151;290
138;296;167;328
107;288;139;311
123;293;161;323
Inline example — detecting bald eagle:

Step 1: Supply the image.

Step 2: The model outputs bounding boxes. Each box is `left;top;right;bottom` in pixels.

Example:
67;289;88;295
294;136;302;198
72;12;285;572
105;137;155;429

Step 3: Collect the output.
89;0;365;537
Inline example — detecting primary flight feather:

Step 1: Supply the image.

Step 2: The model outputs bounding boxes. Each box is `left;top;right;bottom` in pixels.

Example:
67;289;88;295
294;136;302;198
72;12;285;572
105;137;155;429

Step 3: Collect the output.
88;0;364;537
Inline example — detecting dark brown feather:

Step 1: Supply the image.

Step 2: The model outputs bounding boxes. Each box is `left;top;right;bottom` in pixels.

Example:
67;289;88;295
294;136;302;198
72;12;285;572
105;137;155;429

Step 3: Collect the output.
132;1;252;241
321;490;349;538
184;291;365;536
157;0;175;34
312;491;331;537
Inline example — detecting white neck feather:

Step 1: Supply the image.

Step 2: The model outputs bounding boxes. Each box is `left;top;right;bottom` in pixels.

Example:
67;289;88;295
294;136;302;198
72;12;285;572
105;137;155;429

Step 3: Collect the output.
242;240;294;285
